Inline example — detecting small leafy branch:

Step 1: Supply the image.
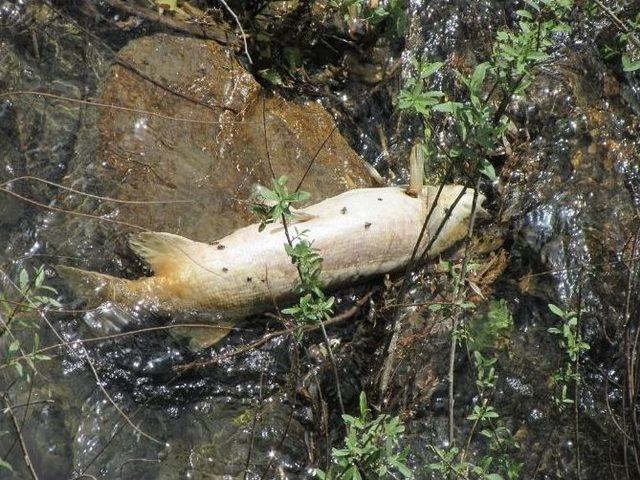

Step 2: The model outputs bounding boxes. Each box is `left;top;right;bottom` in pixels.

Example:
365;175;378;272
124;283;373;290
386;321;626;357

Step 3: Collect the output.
252;175;345;412
0;265;59;474
1;266;57;380
315;391;412;480
547;303;589;411
252;176;310;232
427;349;522;480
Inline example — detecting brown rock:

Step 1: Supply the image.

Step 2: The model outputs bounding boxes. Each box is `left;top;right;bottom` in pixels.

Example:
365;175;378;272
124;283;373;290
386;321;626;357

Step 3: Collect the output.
90;33;373;242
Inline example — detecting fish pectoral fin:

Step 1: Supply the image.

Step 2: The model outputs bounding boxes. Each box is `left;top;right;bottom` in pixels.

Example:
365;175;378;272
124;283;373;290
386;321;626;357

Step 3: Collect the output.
171;323;234;350
129;231;207;277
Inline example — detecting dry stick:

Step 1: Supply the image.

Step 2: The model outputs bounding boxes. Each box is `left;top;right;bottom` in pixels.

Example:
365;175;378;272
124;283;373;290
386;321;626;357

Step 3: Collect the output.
243;369;264;480
0;91;251;125
0;176;193;204
243;317;273;480
259;343;302;480
623;224;640;476
0;187;148;231
260;93;346;415
1;394;39;480
447;178;481;445
2;323;252;372
216;0;252;64
591;0;640;50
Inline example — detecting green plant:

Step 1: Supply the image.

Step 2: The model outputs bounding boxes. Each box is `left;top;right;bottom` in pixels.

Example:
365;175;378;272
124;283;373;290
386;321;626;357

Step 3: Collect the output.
398;0;573;181
1;266;56;380
547;303;589;411
328;0;407;37
252;176;310;232
587;1;640;72
315;391;412;480
467;299;514;352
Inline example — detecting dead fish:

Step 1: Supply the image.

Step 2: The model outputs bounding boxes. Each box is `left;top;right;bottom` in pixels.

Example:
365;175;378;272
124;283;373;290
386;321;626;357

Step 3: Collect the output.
58;185;485;344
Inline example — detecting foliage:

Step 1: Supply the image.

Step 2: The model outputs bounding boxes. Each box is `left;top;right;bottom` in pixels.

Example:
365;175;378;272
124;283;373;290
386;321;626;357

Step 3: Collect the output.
315;392;412;480
328;0;407;37
467;299;514;352
398;0;573;181
588;1;640;72
547;303;589;411
251;176;310;232
1;266;56;380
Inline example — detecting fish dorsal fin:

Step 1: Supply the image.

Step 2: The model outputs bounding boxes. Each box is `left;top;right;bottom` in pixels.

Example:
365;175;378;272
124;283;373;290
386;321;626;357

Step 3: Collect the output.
129;232;206;277
290;209;316;224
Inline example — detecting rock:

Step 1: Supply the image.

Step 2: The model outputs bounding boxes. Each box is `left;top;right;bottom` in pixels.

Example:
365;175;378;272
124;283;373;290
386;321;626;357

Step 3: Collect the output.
66;33;373;249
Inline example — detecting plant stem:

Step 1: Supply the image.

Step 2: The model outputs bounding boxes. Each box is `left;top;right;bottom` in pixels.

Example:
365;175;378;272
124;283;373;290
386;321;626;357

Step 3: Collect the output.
448;177;481;445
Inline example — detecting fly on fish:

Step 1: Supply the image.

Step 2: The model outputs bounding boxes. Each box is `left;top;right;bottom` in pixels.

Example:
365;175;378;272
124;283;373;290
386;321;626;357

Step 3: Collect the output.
59;184;486;346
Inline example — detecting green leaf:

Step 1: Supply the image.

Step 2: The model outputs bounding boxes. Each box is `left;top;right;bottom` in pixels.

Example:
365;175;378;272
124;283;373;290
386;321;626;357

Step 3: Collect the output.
359;391;368;418
420;61;444;79
18;268;28;290
479;159;497;181
0;458;13;472
432;101;462;113
548;303;565;318
622;55;640;72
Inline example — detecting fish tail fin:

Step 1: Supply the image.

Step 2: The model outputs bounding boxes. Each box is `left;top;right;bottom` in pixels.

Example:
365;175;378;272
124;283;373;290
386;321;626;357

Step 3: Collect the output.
56;265;131;308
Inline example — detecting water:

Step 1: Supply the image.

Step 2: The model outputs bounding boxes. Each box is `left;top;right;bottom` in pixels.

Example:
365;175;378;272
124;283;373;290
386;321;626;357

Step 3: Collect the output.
1;0;640;479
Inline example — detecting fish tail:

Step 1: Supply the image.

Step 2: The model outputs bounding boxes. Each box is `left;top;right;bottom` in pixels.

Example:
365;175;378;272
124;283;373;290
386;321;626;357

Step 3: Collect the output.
56;265;131;308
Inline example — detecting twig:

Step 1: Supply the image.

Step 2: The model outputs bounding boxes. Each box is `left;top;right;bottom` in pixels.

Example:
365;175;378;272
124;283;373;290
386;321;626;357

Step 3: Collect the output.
448;177;481;445
260;93;346;415
216;0;252;64
1;394;39;480
379;180;468;396
82;352;163;446
2;323;253;373
294;125;337;193
574;268;584;480
259;342;302;480
591;0;640;49
0;176;193;204
0;268;164;450
0;187;148;231
0;91;251;125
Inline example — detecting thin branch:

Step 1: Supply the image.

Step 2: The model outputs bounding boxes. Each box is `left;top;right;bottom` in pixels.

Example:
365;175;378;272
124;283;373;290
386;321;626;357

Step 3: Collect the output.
176;291;373;372
1;394;39;480
216;0;253;64
260;92;346;415
0;187;148;231
0;91;251;125
295;125;337;193
0;176;193;204
82;352;163;446
101;0;236;46
0;269;164;449
448;177;481;445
